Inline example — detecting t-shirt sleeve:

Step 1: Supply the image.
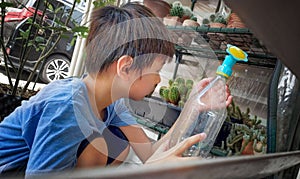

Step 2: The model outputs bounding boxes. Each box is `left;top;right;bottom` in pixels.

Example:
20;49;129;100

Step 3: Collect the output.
25;101;87;177
108;99;137;127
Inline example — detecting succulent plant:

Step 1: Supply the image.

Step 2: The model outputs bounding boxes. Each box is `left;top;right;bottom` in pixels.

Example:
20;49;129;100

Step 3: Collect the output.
186;79;194;87
175;77;185;85
202;18;210;25
178;100;185;108
224;116;267;156
168;85;180;104
180;94;187;102
190;16;197;22
209;14;216;22
159;86;168;97
168;79;174;86
159;78;195;108
214;15;227;25
162;88;170;102
178;85;188;96
202;13;228;26
186;88;192;99
172;81;179;87
182;6;193;18
170;5;184;18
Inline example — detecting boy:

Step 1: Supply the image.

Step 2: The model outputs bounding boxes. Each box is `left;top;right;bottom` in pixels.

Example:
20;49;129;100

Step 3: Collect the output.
0;2;231;177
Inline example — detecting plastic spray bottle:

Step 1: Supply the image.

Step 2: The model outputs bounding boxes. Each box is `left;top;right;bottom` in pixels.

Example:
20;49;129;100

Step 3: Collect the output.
169;44;248;158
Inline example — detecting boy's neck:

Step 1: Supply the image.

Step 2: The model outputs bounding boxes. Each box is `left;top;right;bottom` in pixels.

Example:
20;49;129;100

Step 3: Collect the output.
83;74;114;120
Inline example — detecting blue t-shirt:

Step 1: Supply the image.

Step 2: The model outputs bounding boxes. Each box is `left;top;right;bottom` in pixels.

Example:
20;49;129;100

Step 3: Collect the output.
0;78;137;176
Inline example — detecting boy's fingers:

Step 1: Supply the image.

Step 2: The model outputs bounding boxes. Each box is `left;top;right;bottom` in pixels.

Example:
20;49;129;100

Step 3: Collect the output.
174;133;207;156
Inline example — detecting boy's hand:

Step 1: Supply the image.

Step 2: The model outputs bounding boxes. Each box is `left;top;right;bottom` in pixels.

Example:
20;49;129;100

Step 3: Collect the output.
190;78;233;111
146;133;207;165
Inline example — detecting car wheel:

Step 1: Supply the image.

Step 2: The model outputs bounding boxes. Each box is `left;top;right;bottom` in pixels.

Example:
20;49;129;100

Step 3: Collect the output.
41;55;70;83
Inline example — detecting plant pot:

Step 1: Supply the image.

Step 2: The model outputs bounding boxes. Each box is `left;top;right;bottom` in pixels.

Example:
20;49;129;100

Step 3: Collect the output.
230;117;243;124
125;96;181;127
209;22;226;28
182;19;200;27
241;140;254;155
214;121;232;148
163;16;181;26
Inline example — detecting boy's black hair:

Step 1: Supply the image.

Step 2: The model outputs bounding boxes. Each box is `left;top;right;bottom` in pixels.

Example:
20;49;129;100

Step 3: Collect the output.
85;2;175;74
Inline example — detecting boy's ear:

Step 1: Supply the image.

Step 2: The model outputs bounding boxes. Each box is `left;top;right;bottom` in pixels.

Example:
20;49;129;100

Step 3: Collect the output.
116;55;134;80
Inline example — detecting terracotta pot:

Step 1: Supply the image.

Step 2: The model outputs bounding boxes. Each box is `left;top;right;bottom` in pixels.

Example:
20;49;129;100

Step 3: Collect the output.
180;15;191;23
182;19;200;27
144;0;171;18
241;140;254;155
209;22;226;28
227;13;246;28
163;16;181;26
180;19;200;46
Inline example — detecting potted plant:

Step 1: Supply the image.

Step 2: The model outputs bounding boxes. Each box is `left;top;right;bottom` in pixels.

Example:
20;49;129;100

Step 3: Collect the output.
126;77;195;127
223;103;267;156
202;13;228;28
163;1;198;27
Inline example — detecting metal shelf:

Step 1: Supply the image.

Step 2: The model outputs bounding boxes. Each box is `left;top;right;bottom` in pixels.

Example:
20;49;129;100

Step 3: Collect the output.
167;26;277;68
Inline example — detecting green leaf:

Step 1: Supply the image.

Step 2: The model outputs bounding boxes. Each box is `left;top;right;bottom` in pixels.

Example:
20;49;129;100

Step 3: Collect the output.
35;36;45;43
60;34;70;39
54;6;64;13
47;3;54;12
0;2;14;8
70;37;76;46
72;26;89;33
93;0;116;8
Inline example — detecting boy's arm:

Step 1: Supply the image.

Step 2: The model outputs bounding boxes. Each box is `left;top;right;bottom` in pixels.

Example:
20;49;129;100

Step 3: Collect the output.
119;125;153;163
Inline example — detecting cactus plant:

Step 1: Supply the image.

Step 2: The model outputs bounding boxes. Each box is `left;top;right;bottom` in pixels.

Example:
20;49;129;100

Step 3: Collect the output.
224;117;267;156
168;79;174;86
190;16;197;22
161;88;170;102
202;13;228;27
186;79;194;87
214;15;227;25
168;85;180;105
159;77;194;107
170;5;184;18
159;86;168;97
175;77;185;85
178;100;185;108
178;85;188;96
202;18;210;25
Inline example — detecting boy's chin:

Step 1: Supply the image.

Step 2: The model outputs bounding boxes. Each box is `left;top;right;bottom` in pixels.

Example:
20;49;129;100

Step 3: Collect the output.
129;96;144;101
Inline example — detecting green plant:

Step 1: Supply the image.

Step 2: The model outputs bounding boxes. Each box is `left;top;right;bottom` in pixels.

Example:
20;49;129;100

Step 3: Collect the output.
170;5;184;18
159;77;194;107
189;16;197;22
186;79;194;87
214;100;267;156
0;0;114;98
168;85;180;105
225;122;267;156
162;87;170;102
214;14;227;25
226;100;250;123
175;77;185;85
202;13;227;26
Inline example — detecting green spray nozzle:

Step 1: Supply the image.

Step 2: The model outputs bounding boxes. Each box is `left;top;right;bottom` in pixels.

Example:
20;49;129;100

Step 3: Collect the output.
216;44;248;78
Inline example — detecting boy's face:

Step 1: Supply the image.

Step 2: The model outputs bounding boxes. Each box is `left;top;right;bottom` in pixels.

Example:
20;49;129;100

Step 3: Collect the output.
129;57;166;100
